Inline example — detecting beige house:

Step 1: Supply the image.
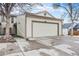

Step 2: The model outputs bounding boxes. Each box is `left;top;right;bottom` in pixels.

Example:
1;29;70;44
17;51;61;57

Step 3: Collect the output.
0;10;62;39
16;10;62;39
0;15;17;35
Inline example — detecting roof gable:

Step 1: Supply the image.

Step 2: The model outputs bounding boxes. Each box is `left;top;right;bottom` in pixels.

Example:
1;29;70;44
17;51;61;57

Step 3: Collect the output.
35;10;55;18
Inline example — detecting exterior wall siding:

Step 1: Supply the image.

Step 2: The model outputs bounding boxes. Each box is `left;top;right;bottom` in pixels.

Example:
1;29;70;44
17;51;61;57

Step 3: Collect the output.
26;16;62;38
17;15;25;37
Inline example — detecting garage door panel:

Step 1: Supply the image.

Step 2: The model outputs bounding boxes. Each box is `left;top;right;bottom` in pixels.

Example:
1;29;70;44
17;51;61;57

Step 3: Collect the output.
32;22;58;37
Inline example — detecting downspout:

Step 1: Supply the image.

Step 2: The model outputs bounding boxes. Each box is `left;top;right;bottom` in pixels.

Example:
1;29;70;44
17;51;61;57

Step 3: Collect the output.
61;20;63;36
25;14;27;39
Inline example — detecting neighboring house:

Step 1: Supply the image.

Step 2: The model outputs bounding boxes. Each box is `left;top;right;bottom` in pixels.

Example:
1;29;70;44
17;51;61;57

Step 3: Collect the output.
16;10;62;39
0;15;17;35
63;23;72;35
0;10;62;39
63;22;79;35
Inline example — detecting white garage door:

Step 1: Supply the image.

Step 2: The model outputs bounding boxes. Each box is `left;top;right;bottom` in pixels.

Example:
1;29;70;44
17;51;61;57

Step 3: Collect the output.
32;21;59;37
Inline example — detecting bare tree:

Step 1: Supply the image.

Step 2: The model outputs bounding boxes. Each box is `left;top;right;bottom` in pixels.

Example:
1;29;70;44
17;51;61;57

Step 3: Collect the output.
0;3;42;40
53;3;79;35
0;3;16;40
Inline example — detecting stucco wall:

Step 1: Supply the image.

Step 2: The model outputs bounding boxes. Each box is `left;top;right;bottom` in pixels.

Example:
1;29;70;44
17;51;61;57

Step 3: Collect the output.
26;16;62;38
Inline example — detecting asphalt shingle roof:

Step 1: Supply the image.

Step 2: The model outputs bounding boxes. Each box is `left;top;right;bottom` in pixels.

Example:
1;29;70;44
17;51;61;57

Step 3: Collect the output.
63;23;79;29
63;23;72;29
74;24;79;29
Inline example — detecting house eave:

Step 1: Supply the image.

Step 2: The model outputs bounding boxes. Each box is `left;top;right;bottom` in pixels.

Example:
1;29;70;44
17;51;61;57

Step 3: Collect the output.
25;12;62;21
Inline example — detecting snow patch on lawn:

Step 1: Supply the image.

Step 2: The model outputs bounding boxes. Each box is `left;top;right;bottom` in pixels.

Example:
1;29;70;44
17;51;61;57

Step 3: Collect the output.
0;43;7;49
0;43;17;49
53;44;76;55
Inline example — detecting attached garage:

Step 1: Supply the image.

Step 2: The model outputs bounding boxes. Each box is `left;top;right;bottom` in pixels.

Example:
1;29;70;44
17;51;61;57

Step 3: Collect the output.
17;10;62;39
32;21;59;37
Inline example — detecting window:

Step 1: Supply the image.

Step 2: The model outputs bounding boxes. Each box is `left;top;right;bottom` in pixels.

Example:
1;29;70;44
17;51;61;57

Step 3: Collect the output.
44;13;46;16
11;17;14;23
3;28;6;34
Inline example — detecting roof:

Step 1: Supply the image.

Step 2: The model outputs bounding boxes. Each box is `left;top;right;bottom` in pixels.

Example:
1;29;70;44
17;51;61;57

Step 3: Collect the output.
63;23;73;29
15;11;62;21
74;24;79;29
63;23;79;29
35;10;55;18
26;11;62;21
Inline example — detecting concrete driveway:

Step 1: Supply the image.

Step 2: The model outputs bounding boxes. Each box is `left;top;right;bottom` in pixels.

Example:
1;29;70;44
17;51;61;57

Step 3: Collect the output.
27;36;79;56
1;36;79;56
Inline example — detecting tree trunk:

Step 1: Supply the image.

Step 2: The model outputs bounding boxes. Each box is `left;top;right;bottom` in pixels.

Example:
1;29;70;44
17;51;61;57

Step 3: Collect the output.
69;3;73;36
3;16;11;40
71;28;73;36
6;16;10;35
70;21;74;36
